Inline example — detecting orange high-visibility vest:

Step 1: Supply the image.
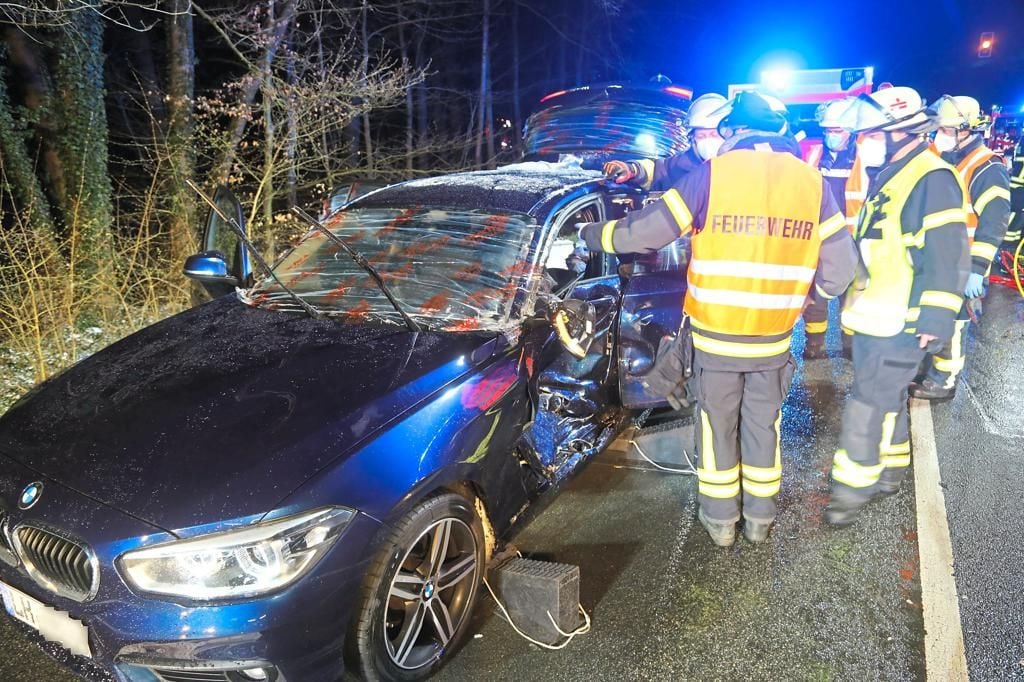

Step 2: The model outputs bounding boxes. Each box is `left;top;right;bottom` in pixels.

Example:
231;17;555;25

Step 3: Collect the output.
685;150;827;337
803;141;824;169
844;147;868;232
954;144;998;244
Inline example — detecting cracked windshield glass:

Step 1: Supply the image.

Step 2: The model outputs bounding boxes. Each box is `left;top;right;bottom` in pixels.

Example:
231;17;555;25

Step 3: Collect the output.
244;207;539;330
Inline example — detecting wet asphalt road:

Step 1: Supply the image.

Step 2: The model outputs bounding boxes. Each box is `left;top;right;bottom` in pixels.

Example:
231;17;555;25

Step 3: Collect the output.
931;286;1024;680
2;289;1023;681
436;322;926;682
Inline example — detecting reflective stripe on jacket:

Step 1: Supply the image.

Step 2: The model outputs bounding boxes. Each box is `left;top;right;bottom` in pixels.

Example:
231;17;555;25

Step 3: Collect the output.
578;133;856;370
946;139;1011;273
686;150;829;338
843;147;968;338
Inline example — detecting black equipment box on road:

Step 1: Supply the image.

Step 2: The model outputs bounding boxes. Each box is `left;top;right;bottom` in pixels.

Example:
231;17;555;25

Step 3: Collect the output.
491;558;582;645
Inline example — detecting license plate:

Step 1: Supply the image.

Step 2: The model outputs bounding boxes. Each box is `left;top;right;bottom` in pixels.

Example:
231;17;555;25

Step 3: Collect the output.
0;581;92;658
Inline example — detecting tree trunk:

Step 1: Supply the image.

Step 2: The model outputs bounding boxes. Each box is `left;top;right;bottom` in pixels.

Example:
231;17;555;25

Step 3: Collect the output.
415;32;428;169
3;26;65;212
315;27;334;186
52;0;114;284
285;28;298;209
207;0;296;185
512;1;522;153
398;2;414;174
359;0;374;174
475;0;490;168
261;0;276;258
0;48;58;243
166;0;197;264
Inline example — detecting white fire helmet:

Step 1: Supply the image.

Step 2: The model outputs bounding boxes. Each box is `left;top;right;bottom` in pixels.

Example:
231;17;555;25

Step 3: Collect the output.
836;86;935;134
816;98;853;129
685;93;729;130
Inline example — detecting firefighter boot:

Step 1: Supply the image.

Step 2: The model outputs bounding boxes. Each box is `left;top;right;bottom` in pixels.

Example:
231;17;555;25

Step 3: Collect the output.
909;378;955;401
841;333;853;361
803;336;828;360
824;487;869;528
743;519;772;544
876;478;902;498
698;507;736;547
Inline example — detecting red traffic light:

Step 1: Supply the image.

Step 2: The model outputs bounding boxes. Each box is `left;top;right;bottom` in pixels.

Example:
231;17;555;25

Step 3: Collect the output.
978;32;994;58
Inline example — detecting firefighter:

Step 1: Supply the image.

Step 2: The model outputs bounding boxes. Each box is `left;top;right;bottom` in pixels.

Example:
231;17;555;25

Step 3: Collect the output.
602;93;728;189
826;87;969;526
578;91;857;546
910;96;1011;400
1003;136;1024;257
803;99;860;359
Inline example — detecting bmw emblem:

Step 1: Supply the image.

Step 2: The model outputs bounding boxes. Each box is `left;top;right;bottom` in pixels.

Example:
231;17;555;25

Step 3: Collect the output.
19;482;43;510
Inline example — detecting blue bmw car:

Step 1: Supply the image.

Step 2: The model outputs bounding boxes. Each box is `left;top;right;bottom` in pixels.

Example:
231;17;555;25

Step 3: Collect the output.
0;153;690;681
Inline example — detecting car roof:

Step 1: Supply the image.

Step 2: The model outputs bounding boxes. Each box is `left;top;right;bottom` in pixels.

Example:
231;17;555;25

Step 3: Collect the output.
350;161;606;219
534;81;694;110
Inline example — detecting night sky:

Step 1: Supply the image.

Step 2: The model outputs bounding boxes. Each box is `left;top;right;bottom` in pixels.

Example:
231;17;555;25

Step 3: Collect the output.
623;0;1024;108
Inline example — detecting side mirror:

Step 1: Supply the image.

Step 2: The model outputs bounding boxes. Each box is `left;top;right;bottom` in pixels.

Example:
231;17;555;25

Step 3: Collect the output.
185;185;251;305
183;251;239;299
202;186;250;281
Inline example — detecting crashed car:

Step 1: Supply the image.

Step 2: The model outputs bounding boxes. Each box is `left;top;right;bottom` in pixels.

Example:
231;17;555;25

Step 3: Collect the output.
0;160;689;682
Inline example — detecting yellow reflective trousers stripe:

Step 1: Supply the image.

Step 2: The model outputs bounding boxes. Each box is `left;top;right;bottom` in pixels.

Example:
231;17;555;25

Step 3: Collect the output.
832;449;884;488
698;465;740;485
700;410;716;472
805;320;828;334
882;452;912;468
699;481;742;499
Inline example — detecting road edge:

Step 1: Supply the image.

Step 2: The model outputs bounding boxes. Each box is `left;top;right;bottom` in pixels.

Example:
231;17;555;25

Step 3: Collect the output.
910;397;970;681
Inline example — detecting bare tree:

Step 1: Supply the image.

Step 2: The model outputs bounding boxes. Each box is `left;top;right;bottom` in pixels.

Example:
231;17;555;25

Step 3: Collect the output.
165;0;195;263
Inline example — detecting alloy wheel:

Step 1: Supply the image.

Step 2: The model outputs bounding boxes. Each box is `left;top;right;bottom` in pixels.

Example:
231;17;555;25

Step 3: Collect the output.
383;517;479;670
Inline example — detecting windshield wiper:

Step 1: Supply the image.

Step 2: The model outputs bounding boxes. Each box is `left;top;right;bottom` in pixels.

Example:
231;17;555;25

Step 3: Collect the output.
291;207;422;332
187;180;323;319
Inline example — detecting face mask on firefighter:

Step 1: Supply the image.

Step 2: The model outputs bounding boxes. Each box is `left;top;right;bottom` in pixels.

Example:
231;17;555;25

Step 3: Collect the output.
695;137;724;160
824;130;849;152
933;130;958;153
857;135;887;167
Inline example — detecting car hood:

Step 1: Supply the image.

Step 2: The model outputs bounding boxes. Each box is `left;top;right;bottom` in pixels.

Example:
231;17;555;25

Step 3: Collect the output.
0;296;499;533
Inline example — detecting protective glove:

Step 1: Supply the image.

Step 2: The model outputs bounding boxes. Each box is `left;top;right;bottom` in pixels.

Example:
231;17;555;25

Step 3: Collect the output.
965;272;986;299
603;160;645;185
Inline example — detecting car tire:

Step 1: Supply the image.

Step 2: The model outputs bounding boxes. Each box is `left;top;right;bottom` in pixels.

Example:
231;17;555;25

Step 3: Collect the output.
346;492;485;681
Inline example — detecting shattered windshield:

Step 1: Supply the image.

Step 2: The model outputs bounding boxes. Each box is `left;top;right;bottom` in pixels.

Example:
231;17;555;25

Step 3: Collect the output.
240;207;540;331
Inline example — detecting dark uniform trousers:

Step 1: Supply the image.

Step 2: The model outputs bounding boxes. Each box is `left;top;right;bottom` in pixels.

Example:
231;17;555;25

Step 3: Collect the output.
691;354;796;524
831;333;922;505
803;293;850;349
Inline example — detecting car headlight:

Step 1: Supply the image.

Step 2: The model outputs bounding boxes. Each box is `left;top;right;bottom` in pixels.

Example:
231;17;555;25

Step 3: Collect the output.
118;507;353;602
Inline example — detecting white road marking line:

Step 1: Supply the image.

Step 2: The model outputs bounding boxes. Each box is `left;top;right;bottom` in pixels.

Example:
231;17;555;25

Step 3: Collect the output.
910;397;970;681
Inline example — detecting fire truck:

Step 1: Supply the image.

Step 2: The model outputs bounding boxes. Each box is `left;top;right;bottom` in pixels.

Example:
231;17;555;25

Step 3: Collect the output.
729;66;875;162
988;105;1021;158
